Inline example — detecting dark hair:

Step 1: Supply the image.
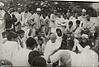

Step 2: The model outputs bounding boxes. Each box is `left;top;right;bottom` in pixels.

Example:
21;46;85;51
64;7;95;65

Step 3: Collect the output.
76;20;80;25
7;31;18;41
16;30;25;35
2;31;8;38
68;21;73;25
28;51;40;64
56;28;62;37
26;37;38;48
29;57;46;67
28;51;46;67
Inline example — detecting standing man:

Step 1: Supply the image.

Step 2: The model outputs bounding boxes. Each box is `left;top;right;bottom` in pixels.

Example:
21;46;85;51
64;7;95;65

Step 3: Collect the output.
34;8;42;30
49;10;57;33
78;9;87;21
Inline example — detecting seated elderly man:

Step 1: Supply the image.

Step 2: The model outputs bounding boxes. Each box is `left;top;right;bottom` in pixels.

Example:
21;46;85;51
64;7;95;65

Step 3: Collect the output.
44;33;61;62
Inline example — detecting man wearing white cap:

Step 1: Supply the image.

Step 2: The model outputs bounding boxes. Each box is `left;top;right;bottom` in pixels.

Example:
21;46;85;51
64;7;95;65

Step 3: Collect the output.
78;9;87;21
49;10;57;33
21;8;31;26
33;8;42;29
83;14;95;34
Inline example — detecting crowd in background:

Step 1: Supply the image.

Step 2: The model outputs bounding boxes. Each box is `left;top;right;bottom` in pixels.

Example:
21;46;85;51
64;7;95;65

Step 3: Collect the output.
0;1;98;67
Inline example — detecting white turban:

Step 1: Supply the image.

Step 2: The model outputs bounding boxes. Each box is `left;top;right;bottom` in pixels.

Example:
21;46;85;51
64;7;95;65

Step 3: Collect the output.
82;9;86;12
81;34;88;39
0;2;4;8
36;8;41;11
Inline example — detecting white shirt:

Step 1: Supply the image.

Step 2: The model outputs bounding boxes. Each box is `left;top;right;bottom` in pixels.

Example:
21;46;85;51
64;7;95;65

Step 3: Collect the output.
0;41;19;62
44;40;61;61
21;11;31;25
49;14;56;28
50;50;71;66
50;49;98;67
12;48;32;66
78;15;86;21
33;13;41;29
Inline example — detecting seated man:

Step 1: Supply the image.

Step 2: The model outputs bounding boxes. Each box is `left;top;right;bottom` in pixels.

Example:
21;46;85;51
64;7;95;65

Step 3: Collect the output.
44;33;61;62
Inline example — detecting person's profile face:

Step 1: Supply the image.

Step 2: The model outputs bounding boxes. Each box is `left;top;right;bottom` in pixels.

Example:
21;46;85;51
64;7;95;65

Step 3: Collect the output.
38;40;43;45
50;36;57;43
20;33;24;38
66;13;70;18
82;12;86;16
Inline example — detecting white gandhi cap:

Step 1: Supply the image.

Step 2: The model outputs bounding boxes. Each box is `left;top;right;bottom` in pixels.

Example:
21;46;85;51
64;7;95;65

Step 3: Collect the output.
82;9;86;12
36;8;41;11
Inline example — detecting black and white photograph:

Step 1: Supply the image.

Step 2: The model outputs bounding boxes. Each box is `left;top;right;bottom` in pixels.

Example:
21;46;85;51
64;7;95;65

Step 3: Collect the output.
0;0;98;67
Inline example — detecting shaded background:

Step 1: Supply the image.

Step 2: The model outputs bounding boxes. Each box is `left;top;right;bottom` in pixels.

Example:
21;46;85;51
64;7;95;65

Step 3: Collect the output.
0;0;99;16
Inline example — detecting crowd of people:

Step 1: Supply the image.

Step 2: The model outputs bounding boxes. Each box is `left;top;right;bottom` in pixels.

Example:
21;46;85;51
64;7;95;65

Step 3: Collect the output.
0;1;98;67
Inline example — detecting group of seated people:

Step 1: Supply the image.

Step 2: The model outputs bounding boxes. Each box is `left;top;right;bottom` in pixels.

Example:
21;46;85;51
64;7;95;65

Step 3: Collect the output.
0;5;98;67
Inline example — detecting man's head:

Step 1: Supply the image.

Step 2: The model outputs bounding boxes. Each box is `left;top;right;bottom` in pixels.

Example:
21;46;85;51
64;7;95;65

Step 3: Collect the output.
17;8;21;14
38;38;43;46
82;9;86;16
7;31;18;41
74;12;78;19
9;8;14;14
28;51;46;67
36;8;41;15
68;21;73;28
76;20;80;27
50;33;57;43
56;28;62;37
66;10;71;19
2;31;8;38
81;34;89;43
26;37;38;50
16;30;25;38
